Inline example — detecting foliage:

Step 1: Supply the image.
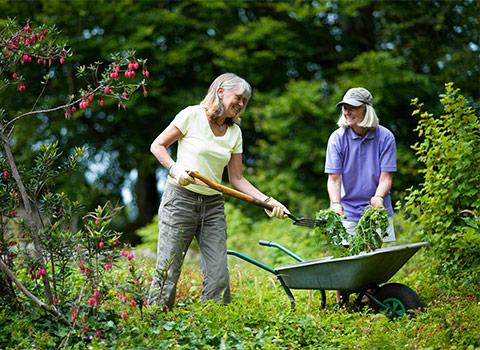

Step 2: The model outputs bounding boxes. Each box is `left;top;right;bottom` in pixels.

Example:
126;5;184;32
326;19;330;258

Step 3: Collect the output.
1;258;479;349
402;83;480;285
314;207;389;256
350;207;389;255
314;209;349;249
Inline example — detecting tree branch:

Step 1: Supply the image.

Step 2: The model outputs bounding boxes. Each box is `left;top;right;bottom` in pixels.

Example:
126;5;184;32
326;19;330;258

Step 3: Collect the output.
1;129;54;303
0;256;70;326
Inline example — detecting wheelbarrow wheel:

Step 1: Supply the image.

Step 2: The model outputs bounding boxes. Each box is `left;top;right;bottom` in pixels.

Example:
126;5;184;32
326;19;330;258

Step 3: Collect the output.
370;283;422;319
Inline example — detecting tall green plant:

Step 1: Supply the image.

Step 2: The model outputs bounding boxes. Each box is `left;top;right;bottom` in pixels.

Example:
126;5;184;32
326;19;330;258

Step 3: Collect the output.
403;83;480;284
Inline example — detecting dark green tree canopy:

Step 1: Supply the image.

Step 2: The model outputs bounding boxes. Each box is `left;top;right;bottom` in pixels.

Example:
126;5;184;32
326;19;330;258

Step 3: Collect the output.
1;0;478;238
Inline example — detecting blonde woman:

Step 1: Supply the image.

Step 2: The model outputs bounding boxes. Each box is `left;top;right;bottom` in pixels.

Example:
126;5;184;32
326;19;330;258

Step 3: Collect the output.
149;73;289;309
325;87;397;241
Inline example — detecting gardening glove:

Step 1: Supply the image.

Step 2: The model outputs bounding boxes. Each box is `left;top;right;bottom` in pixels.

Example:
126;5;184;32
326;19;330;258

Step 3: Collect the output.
264;197;289;219
370;196;384;208
330;202;344;216
169;163;194;186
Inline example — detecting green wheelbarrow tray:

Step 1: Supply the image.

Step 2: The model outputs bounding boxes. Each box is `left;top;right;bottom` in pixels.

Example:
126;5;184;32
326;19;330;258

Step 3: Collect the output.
275;242;429;291
228;241;429;316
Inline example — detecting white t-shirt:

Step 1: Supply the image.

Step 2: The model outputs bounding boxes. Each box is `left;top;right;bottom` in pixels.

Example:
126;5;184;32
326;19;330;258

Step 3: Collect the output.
169;105;243;195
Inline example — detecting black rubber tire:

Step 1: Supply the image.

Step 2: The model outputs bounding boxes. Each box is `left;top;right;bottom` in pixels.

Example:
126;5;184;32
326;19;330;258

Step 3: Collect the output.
370;283;423;319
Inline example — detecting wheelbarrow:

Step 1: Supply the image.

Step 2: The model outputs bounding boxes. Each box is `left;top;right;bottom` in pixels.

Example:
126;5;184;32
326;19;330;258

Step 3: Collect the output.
228;240;429;318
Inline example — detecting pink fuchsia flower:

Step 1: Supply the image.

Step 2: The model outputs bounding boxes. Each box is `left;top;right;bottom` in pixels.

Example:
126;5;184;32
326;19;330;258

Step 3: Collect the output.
120;292;127;303
104;261;113;271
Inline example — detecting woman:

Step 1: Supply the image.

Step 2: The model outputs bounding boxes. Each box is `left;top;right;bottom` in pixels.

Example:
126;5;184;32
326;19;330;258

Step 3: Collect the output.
325;87;397;242
149;73;288;309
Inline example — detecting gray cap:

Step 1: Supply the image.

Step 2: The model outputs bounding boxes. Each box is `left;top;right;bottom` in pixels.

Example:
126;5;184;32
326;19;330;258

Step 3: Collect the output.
336;87;373;107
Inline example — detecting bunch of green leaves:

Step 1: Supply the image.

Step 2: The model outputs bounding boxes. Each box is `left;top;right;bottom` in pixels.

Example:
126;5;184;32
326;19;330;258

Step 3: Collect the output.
315;207;389;256
349;207;389;256
402;83;480;285
314;209;349;256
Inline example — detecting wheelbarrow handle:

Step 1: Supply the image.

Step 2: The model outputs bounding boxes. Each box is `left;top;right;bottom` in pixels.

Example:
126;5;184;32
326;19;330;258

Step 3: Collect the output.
258;240;272;247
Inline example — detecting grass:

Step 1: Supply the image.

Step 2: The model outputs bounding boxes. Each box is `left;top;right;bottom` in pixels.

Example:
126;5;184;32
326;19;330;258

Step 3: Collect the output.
1;252;479;349
89;258;479;350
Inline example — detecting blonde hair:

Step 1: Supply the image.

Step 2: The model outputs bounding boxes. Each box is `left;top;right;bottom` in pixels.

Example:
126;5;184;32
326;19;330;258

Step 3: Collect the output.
200;73;252;125
337;104;379;129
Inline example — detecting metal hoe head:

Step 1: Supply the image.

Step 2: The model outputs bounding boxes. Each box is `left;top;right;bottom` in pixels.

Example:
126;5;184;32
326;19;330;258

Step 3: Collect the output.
291;216;325;228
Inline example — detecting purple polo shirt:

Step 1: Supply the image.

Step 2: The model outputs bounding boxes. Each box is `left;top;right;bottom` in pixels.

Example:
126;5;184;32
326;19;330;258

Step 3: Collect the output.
325;125;397;221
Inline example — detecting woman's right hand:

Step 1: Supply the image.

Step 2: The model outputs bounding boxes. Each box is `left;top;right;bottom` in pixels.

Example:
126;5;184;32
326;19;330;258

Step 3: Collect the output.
169;164;195;186
330;202;344;216
264;197;290;219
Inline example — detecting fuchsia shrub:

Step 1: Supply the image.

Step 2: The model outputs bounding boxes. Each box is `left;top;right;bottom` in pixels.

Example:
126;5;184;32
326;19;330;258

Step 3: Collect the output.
0;19;153;339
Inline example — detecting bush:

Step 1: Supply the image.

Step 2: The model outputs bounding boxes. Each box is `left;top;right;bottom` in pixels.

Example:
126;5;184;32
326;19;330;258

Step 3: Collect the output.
0;18;150;341
402;82;480;285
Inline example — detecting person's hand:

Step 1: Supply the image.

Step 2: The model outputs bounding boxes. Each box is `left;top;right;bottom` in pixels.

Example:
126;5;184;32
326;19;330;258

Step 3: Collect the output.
169;163;194;186
264;197;290;219
330;202;344;216
370;196;384;208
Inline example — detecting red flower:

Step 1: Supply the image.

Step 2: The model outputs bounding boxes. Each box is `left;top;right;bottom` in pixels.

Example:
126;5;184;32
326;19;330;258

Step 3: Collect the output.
104;260;113;271
79;260;86;274
71;305;77;321
120;293;127;303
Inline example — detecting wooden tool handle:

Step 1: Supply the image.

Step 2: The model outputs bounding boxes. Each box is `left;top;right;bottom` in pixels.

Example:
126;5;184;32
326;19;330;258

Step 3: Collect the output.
187;171;275;211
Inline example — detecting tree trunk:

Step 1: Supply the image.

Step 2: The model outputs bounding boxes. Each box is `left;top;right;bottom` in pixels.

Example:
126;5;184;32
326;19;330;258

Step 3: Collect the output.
125;168;159;243
340;3;376;53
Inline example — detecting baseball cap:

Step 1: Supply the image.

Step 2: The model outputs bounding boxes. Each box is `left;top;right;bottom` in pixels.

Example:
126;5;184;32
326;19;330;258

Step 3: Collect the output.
336;87;373;107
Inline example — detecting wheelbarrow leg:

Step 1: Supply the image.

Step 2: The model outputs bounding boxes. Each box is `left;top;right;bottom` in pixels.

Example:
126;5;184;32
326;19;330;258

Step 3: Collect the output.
320;290;326;309
277;276;296;310
227;250;296;310
339;291;350;308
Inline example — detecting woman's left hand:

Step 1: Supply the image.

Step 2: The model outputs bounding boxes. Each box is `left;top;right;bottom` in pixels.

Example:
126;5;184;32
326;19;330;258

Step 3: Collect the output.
264;197;290;219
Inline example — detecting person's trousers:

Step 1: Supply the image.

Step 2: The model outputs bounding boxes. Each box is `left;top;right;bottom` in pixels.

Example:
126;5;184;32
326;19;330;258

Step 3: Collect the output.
149;182;229;307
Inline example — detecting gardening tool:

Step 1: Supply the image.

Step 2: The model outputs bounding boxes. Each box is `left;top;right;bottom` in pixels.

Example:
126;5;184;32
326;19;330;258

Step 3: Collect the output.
186;170;325;228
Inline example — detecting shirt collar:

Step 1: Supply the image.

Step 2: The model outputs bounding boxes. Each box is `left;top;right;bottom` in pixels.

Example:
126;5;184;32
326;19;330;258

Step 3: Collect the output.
348;127;375;140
